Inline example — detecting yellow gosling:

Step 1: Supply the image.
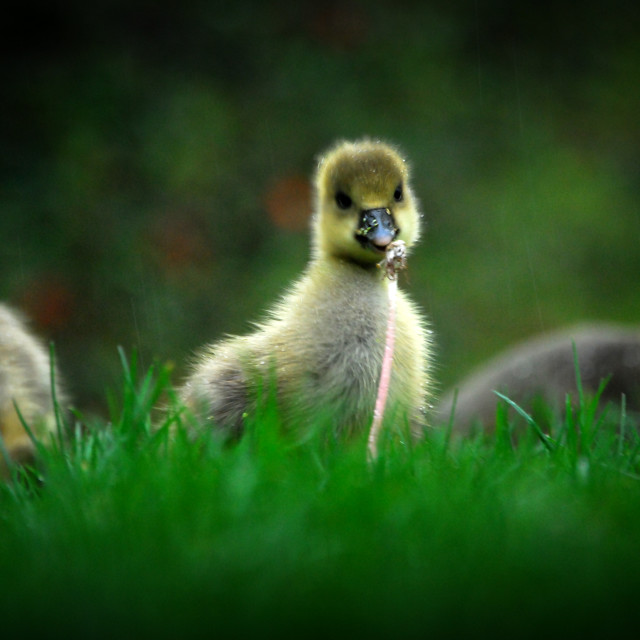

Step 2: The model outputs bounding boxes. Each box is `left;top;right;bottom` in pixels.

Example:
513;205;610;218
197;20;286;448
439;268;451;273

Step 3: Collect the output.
0;304;65;476
180;139;433;442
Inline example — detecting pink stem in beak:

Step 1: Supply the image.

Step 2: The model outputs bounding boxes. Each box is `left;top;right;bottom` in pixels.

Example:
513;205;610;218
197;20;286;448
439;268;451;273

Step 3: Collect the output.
367;240;407;462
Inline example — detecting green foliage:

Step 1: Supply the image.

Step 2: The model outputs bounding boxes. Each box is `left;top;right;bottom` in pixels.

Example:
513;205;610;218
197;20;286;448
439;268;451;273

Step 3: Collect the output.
1;354;640;637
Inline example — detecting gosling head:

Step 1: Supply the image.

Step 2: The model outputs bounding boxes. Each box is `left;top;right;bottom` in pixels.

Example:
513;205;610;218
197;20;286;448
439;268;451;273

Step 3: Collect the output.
311;139;422;266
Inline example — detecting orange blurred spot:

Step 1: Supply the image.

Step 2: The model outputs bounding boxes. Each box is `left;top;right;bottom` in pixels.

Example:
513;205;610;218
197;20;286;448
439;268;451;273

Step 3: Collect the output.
21;277;76;332
151;210;213;270
264;175;312;232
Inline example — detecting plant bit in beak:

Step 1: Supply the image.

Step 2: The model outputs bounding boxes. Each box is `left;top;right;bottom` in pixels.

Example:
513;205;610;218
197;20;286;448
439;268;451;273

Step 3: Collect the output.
355;208;399;252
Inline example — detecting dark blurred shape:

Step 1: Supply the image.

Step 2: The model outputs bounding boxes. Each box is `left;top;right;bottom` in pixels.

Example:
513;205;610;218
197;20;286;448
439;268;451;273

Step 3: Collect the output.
306;2;370;50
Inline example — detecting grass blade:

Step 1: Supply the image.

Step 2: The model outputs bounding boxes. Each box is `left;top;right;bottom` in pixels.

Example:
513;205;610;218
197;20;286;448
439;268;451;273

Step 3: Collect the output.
493;390;555;452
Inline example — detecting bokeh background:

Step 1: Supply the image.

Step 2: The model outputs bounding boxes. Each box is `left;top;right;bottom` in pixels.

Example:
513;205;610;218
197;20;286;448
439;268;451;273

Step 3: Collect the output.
2;0;639;418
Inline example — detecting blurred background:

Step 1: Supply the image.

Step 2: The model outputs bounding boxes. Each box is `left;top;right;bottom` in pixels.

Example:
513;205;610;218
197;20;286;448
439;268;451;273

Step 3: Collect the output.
2;0;639;418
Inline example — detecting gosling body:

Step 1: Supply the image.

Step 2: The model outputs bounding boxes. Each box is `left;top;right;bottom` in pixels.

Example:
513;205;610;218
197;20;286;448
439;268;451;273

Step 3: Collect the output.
181;139;432;440
435;324;640;432
0;303;65;475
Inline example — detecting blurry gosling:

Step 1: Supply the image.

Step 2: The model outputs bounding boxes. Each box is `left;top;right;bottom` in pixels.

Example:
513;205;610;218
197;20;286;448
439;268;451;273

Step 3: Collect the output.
0;303;66;476
434;323;640;433
180;139;433;440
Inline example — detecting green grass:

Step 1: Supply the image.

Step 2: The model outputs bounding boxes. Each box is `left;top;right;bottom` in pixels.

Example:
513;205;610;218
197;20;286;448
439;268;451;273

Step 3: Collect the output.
2;353;640;638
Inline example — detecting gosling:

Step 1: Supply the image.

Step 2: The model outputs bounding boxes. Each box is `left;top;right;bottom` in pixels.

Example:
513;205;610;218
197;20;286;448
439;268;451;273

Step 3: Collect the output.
180;139;433;441
434;323;640;433
0;303;65;476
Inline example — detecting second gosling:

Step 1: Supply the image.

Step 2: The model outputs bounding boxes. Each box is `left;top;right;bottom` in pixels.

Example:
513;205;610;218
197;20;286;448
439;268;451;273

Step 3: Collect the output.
0;303;66;476
180;139;433;441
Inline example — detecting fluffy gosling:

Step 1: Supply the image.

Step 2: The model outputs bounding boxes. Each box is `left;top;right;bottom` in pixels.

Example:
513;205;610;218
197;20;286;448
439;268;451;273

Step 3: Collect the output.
0;303;65;476
180;139;433;441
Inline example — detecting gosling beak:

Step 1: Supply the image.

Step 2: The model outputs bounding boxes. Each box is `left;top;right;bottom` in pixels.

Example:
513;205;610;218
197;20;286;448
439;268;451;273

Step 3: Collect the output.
355;208;399;252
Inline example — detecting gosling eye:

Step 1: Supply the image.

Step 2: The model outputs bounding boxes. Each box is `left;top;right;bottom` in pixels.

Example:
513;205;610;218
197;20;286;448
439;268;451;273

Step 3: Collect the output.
335;191;353;210
393;184;403;202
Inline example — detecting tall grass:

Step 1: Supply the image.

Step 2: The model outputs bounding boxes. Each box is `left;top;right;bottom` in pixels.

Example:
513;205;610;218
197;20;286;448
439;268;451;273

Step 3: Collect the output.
1;352;640;637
